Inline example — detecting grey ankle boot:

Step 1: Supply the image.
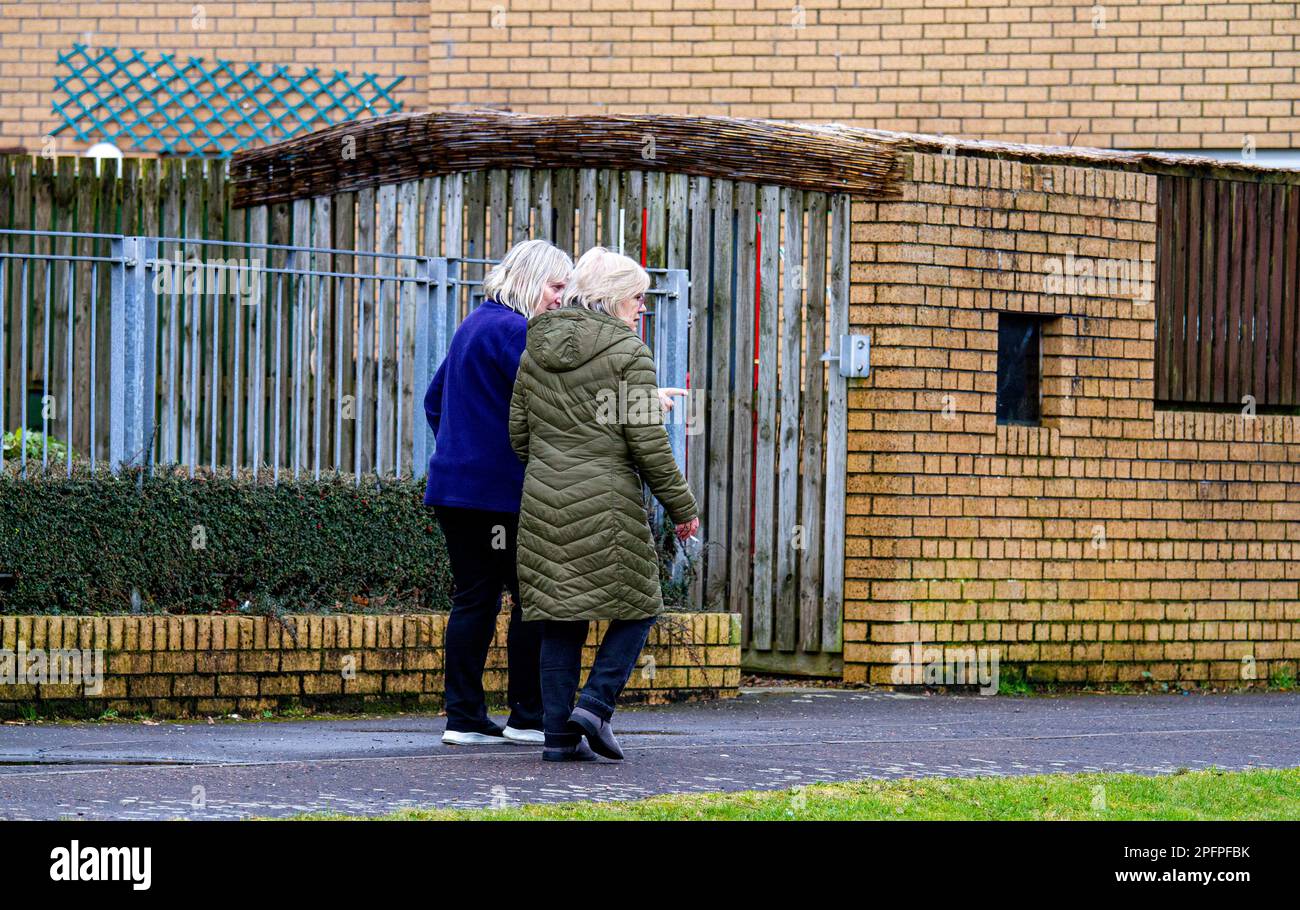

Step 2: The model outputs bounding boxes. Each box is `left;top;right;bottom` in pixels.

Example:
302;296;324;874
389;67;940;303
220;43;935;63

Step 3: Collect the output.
567;706;624;760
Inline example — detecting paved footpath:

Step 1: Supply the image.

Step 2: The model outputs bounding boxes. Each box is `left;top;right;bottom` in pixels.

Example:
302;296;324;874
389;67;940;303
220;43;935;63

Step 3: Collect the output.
1;689;1297;819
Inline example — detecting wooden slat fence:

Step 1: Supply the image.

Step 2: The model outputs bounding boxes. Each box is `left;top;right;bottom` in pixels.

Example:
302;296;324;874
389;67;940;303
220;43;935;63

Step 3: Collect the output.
0;155;232;463
1157;174;1300;408
1;155;852;674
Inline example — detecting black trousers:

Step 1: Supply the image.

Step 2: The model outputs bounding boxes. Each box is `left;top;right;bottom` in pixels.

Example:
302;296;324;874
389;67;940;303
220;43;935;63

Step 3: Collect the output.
540;617;655;748
432;505;543;733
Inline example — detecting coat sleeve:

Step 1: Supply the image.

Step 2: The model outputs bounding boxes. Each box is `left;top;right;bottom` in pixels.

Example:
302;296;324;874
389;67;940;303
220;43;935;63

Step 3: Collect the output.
424;357;447;437
498;320;528;379
620;348;698;525
509;368;529;464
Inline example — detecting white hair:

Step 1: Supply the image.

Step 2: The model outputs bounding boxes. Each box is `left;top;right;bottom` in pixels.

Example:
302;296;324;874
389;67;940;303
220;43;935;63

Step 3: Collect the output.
481;239;573;316
561;247;650;318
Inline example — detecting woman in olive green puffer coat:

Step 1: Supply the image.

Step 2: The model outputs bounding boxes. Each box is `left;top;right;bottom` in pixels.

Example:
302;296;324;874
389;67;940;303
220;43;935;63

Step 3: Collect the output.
509;247;698;762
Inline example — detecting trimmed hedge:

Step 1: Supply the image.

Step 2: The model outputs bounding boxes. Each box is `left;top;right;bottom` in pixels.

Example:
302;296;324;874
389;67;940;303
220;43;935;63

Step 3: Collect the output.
0;470;452;615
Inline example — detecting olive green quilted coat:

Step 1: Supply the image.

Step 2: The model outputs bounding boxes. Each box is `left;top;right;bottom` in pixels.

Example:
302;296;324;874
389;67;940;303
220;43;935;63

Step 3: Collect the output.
509;307;698;622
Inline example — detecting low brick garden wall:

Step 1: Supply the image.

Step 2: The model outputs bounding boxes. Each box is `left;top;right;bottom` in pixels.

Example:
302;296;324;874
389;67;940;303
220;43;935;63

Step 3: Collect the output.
0;612;741;719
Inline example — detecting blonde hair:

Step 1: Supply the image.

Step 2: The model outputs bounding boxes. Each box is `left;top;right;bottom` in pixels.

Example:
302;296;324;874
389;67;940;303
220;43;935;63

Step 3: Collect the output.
481;239;573;316
561;247;650;317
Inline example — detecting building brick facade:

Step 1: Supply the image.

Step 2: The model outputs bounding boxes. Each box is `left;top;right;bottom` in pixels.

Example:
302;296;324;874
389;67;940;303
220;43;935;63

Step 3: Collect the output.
429;0;1300;151
7;2;1300;155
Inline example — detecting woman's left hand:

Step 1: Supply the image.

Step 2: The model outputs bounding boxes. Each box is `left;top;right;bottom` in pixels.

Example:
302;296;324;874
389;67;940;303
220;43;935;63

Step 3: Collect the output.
658;387;687;413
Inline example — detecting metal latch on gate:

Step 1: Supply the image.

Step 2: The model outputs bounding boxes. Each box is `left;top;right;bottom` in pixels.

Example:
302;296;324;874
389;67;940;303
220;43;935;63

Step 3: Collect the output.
821;334;870;378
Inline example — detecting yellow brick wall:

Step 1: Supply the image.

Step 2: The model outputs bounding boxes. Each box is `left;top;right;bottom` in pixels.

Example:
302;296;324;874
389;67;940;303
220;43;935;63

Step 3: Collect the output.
0;612;742;718
0;1;429;154
845;152;1300;687
429;0;1300;150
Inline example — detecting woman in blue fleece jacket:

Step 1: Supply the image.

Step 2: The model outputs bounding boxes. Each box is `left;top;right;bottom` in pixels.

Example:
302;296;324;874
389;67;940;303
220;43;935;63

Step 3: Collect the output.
424;239;573;745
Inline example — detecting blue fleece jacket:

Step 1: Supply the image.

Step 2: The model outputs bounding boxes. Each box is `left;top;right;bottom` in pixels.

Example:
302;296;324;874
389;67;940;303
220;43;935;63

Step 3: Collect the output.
422;299;528;513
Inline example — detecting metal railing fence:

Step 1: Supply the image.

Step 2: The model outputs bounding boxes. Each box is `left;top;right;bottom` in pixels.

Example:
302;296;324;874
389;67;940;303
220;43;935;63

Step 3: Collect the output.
0;228;689;484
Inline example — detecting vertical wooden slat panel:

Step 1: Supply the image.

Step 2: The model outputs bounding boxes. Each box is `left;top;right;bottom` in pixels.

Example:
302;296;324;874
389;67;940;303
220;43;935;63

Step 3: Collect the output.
578;168;598;252
1251;182;1271;403
270;201;293;470
624;170;644;262
422;176;442;259
600;168;619;250
799;191;828;650
821;193;850;654
443;172;464;327
535;168;553;243
139;159;160;463
331;192;355;472
667;174;688;272
1283;186;1299;405
313;192;336;471
94;159;118;464
1183;178;1201;401
205;161;225;464
211;164;235;466
247;205;269;469
686;175;711;610
1168;176;1185;402
1240;181;1258;404
159;159;181;461
1267;184;1285;403
1197;178;1216;402
349;193;373;471
511;167;531;245
465;170;487;295
777;186;804;650
728;182;757;626
0;159;10;439
182;159;204;466
376;184;398;474
0;159;17;436
594;167;606;247
398;180;419;472
645;171;667;271
226;187;245;473
6;159;30;438
50;158;74;447
488;168;508;260
554;169;575;256
1155;176;1172;402
704;178;734;612
291;198;312;474
1226;181;1245;404
420;175;442;408
1213;180;1232;404
752;184;780;652
32;156;52;429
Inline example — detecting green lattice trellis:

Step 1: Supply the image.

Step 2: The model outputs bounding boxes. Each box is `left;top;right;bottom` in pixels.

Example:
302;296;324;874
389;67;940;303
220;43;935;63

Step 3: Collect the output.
51;44;405;157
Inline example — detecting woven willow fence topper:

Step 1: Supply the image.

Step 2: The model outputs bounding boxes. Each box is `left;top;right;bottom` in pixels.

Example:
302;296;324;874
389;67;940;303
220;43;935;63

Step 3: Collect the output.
51;44;405;157
230;109;906;207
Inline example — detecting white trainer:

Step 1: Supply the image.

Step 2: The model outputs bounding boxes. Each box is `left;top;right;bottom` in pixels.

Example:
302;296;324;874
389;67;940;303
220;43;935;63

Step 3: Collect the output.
502;726;545;745
441;729;509;745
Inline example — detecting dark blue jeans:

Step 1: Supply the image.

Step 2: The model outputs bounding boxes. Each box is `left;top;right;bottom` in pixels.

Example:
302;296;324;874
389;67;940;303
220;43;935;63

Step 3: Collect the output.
433;505;543;734
540;617;655;748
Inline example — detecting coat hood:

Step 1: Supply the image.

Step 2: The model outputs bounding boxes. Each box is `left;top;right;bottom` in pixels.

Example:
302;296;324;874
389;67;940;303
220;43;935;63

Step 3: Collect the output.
525;308;632;373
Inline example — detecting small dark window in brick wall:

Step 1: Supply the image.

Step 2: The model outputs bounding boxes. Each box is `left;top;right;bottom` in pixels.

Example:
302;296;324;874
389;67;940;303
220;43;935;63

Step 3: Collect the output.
997;313;1043;426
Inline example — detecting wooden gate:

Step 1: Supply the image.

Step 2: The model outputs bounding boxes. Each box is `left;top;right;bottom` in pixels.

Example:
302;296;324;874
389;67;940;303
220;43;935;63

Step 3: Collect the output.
678;183;851;677
421;167;852;674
